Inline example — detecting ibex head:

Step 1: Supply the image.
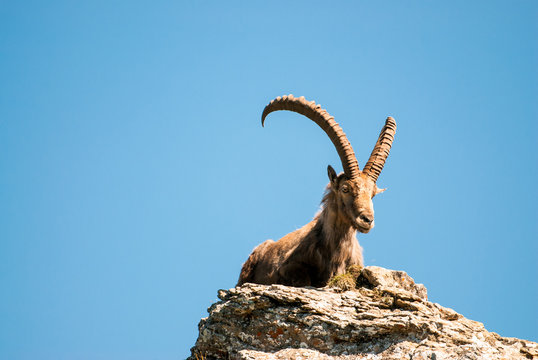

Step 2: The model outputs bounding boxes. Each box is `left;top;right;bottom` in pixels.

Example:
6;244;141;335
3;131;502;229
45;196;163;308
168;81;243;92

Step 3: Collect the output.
327;166;385;233
262;95;396;234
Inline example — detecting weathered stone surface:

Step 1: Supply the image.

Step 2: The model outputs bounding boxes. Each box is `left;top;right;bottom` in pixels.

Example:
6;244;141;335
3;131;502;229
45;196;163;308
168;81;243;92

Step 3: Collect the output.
189;267;537;360
361;266;427;301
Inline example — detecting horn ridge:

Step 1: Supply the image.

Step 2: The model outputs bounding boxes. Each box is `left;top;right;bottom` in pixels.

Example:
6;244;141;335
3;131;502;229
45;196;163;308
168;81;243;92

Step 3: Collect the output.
363;117;397;183
261;95;361;179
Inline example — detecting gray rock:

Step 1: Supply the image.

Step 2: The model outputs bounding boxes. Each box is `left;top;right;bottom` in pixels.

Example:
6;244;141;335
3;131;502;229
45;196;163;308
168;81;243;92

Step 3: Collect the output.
360;266;427;301
189;267;537;360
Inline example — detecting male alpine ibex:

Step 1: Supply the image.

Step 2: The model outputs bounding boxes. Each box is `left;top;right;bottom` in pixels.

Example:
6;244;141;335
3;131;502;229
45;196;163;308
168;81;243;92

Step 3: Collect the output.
237;95;396;287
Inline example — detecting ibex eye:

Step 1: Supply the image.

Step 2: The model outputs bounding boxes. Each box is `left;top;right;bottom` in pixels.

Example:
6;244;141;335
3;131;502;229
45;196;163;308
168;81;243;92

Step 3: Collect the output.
342;186;349;193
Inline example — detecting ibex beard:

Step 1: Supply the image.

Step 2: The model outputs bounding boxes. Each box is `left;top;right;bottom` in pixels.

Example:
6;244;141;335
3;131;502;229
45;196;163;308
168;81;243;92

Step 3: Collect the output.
237;95;396;288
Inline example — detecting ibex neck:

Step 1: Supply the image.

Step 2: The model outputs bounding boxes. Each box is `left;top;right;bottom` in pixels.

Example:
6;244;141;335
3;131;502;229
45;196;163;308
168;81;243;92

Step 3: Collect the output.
317;200;356;250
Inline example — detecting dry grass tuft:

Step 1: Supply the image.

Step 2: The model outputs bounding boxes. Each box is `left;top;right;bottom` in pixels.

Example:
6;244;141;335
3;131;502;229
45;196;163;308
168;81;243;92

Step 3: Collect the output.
328;265;363;292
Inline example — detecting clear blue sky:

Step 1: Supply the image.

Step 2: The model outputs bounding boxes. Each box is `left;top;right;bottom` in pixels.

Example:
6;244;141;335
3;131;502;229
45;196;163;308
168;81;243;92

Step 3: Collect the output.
1;1;536;359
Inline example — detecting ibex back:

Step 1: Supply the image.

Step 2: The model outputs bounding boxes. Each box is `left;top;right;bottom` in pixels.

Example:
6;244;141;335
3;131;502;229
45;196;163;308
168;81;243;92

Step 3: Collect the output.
237;95;396;287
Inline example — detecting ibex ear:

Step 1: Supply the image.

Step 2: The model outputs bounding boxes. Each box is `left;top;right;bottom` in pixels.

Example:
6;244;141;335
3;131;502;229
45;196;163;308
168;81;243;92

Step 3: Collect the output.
375;186;387;196
327;165;338;185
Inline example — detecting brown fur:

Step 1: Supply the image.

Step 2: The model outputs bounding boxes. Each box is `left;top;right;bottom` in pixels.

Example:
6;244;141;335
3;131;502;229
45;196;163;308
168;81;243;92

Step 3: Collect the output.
239;96;395;287
237;170;383;287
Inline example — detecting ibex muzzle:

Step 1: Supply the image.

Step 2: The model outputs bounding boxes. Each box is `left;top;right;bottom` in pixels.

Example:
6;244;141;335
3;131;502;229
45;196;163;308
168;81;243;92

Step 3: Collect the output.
237;95;396;287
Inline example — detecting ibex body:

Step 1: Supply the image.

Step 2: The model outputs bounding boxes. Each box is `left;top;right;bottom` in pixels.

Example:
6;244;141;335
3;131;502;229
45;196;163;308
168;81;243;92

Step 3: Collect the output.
237;95;396;287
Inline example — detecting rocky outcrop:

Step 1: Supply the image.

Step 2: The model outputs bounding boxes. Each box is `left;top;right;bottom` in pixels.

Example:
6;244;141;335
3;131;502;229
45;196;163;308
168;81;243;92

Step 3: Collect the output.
190;267;537;359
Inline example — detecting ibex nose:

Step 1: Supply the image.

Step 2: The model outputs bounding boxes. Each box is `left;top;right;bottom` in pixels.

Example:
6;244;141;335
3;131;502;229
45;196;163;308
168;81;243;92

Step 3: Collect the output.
359;214;374;224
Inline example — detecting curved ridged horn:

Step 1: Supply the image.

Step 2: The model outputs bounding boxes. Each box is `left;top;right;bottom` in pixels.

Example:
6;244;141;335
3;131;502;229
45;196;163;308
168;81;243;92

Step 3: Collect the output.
362;117;397;183
261;95;361;179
